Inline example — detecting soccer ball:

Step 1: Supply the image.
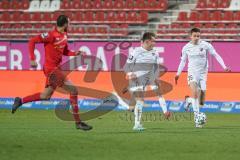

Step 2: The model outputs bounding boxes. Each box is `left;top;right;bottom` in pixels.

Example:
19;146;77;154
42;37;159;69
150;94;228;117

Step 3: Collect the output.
194;112;207;125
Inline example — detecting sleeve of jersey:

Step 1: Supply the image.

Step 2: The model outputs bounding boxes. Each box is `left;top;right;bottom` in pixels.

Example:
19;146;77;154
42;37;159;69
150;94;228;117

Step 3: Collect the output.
123;50;136;74
63;44;76;56
28;32;53;60
207;43;227;69
176;48;187;76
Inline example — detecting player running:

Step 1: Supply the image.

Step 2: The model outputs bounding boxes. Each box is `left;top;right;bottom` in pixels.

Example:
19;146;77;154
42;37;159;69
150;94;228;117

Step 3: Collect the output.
175;28;231;128
124;32;171;131
11;15;92;131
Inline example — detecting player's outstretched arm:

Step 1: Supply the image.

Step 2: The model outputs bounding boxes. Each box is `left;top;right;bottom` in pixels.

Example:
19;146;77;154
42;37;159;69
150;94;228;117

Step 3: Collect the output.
63;44;86;56
207;43;231;72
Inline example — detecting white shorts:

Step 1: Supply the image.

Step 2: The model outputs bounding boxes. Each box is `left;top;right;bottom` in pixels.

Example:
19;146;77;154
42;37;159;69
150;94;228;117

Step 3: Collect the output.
187;72;207;91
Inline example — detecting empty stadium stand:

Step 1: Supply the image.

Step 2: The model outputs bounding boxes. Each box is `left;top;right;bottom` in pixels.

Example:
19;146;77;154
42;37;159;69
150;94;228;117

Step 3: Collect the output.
0;0;239;40
157;0;240;40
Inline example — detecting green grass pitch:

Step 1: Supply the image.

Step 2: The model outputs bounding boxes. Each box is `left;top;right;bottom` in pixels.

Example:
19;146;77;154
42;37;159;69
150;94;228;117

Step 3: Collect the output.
1;109;240;160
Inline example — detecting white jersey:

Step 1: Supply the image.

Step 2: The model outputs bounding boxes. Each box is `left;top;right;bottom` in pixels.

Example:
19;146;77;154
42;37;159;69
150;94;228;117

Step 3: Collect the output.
125;47;160;77
177;40;227;75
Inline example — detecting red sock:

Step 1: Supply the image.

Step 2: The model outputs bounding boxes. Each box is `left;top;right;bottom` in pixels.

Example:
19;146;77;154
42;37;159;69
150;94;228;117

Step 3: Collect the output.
22;93;41;104
70;94;81;123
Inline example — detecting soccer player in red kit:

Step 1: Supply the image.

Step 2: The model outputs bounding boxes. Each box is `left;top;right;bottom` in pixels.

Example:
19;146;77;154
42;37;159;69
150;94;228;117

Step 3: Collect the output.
11;15;92;131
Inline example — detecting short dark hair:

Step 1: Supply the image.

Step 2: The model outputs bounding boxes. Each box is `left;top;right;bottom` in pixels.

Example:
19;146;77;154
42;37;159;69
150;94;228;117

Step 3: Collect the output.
141;32;156;42
190;28;201;34
57;15;69;27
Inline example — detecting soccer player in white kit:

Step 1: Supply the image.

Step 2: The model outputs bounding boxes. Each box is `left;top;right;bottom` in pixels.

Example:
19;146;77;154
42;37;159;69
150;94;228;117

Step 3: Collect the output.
124;32;171;131
175;28;231;128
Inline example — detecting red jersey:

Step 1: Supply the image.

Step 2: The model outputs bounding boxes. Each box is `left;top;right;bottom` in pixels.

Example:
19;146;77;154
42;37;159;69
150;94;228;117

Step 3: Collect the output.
29;27;75;69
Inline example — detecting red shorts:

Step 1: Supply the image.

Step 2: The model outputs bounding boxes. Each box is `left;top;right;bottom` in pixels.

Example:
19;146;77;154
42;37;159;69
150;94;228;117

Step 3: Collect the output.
43;67;67;89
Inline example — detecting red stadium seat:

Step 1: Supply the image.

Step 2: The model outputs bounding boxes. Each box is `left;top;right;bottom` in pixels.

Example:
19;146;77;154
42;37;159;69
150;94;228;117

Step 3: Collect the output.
10;0;19;9
182;23;191;28
126;0;134;9
44;23;54;29
2;12;10;21
135;0;146;9
193;23;202;28
63;11;73;20
110;24;119;34
96;27;108;34
189;12;199;21
159;0;168;10
140;12;148;23
158;24;168;34
170;23;181;33
32;13;41;21
104;0;113;9
21;0;30;9
23;24;33;29
83;12;94;22
22;12;31;21
117;12;126;22
72;0;81;9
211;11;222;21
86;27;96;34
222;11;234;21
33;23;42;29
53;11;62;21
227;23;238;34
12;11;22;21
208;0;218;8
199;11;210;21
204;23;215;28
93;0;102;9
82;0;92;9
75;12;83;21
41;12;53;21
114;0;124;9
119;24;128;35
72;26;85;34
146;0;167;10
1;0;9;9
219;0;230;8
234;11;240;21
107;12;116;22
203;23;214;33
147;0;157;9
95;12;105;21
61;0;72;9
215;23;226;33
177;12;188;21
196;0;207;8
127;12;137;22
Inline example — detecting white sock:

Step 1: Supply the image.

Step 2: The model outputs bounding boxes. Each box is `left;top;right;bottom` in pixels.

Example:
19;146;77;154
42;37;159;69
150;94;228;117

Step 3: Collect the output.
192;98;200;117
158;96;167;114
134;100;144;126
